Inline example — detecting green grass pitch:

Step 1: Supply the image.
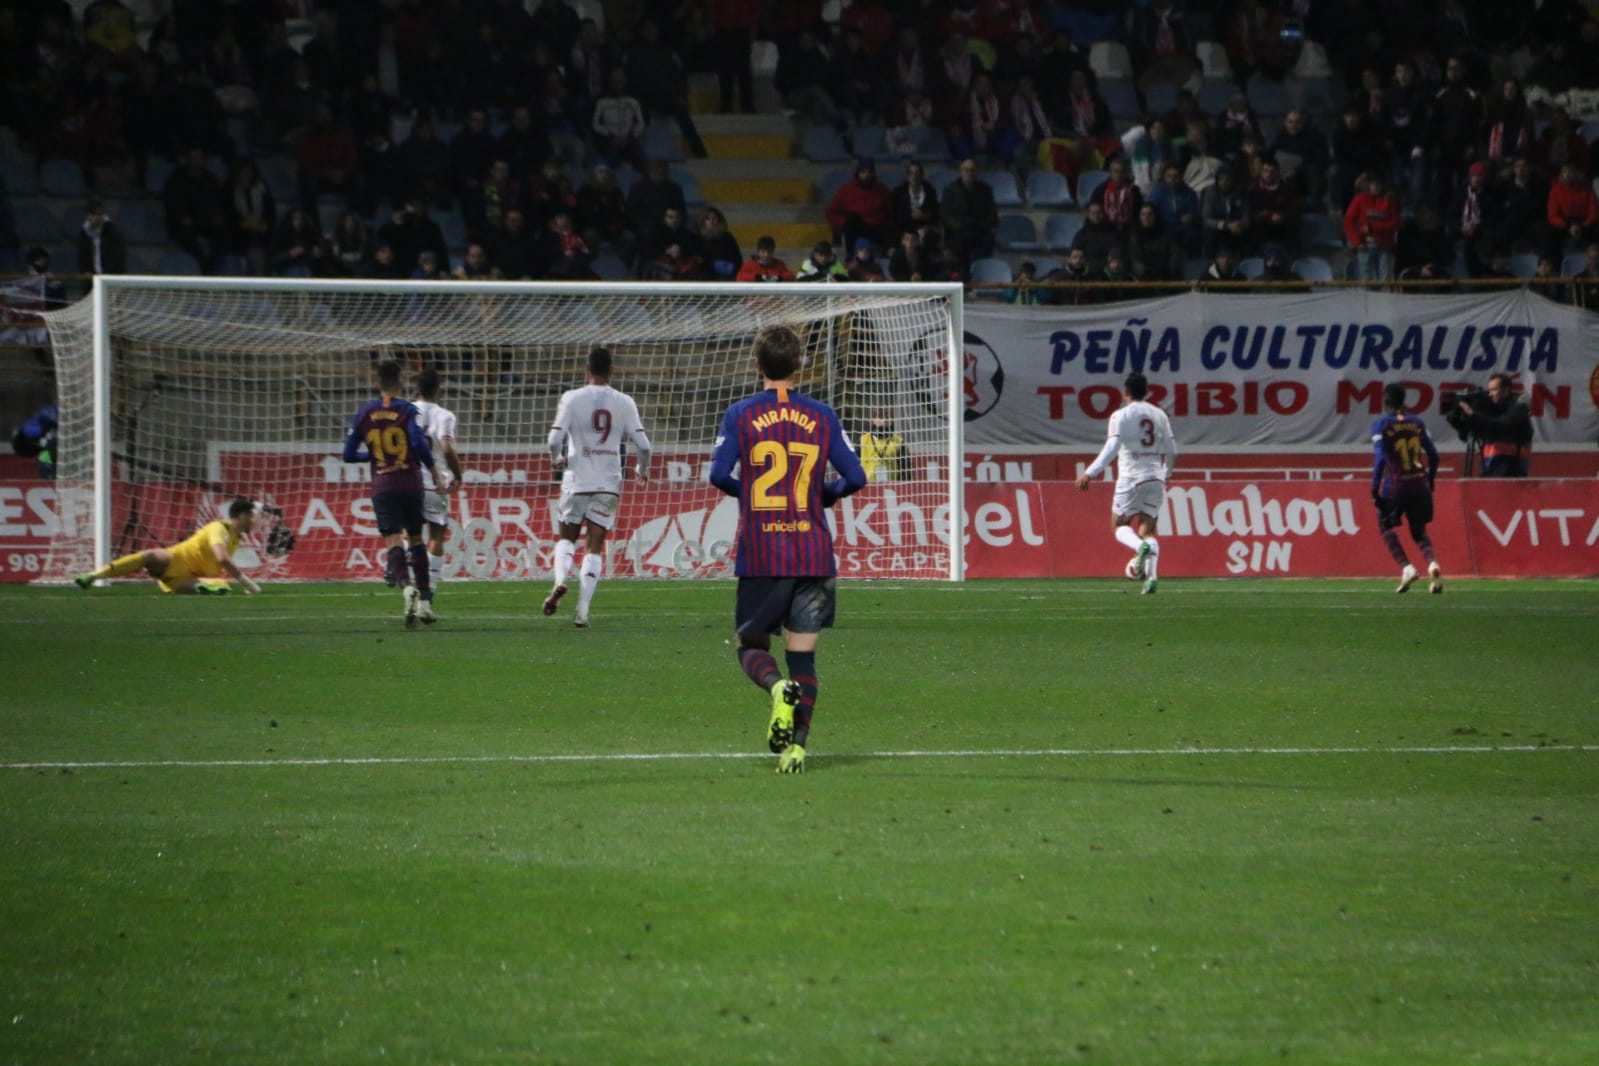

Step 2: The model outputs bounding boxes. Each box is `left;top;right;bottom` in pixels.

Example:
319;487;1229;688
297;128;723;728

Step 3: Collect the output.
3;578;1596;1065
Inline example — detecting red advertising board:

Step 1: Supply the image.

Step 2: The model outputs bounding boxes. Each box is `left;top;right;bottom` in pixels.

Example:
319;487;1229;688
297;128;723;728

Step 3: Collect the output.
6;462;1599;583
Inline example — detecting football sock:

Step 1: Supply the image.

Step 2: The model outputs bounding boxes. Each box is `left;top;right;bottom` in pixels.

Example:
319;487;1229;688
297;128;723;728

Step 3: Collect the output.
428;553;445;583
1380;529;1410;567
786;650;817;745
553;539;576;587
1142;537;1159;580
386;545;408;587
1115;525;1143;552
408;544;431;595
1416;535;1436;567
576;553;603;615
737;645;782;691
96;553;148;579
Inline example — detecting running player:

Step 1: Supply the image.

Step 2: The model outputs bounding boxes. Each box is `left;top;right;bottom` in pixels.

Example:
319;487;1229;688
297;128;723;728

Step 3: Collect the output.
343;359;446;627
1075;371;1178;594
413;368;463;595
709;325;867;773
544;345;651;628
1371;382;1443;593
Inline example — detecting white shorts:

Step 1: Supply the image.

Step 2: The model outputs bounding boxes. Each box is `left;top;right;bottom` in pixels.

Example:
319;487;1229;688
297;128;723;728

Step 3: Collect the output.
558;490;620;530
423;490;450;528
1113;479;1165;520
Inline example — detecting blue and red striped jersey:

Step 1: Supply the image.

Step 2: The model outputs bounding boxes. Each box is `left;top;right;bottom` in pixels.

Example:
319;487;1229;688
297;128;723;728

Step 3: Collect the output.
343;395;435;496
709;386;867;577
1370;412;1439;500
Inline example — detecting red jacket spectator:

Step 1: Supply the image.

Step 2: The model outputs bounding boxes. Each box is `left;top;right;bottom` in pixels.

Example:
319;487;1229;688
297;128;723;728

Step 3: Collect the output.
826;162;895;241
1343;180;1402;251
1546;168;1599;229
737;251;795;282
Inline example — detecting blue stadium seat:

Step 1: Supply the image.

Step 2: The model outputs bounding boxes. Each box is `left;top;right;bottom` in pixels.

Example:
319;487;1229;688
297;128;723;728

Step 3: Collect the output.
1075;169;1109;204
1144;82;1181;116
0;152;37;196
996;214;1040;251
1290;257;1334;282
1237;256;1265;280
988;171;1024;207
15;202;65;245
1100;81;1140;119
849;125;886;160
257;156;298;204
157;249;201;275
1043;213;1083;251
1561;251;1587;277
1508;252;1539;279
1300;213;1342;252
801;125;851;164
144;157;176;196
1246;76;1293;117
39;159;89;198
590;254;628;281
675;170;705;206
115;200;165;244
909;126;951;162
642;123;683;163
968;256;1012;296
1026;170;1073;208
1197;81;1236;116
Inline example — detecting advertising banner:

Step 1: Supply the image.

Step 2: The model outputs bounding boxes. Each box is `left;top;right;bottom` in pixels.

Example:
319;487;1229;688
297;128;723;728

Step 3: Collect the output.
7;475;1598;582
962;290;1599;448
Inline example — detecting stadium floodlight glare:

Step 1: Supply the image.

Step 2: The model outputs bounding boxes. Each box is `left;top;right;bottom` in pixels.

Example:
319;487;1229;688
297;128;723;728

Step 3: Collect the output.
39;277;965;584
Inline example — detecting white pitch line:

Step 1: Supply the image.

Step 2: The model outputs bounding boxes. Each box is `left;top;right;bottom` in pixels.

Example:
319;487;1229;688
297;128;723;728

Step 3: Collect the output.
2;744;1592;772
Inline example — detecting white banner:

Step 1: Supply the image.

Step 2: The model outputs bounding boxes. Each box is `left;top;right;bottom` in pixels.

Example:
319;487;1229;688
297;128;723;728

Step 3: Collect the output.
961;290;1599;448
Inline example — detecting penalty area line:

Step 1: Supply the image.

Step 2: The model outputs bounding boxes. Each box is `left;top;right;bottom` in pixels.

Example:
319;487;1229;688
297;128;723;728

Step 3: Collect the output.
2;744;1593;772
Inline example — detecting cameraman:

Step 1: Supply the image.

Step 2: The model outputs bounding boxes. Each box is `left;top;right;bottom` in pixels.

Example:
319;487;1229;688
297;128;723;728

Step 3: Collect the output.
1453;373;1532;477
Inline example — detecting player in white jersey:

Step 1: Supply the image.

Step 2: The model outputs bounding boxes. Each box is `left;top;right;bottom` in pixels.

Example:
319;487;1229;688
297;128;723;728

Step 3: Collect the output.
1076;371;1178;594
544;345;652;627
412;368;463;622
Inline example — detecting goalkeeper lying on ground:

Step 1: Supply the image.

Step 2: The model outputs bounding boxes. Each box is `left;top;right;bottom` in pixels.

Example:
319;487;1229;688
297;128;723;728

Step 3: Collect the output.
74;498;262;594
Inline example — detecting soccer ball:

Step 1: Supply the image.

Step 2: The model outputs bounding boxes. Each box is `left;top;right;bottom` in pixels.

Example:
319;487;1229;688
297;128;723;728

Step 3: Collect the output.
1125;557;1143;581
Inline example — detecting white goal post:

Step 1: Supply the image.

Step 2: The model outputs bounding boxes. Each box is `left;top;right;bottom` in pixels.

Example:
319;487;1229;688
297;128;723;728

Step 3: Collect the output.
38;277;965;584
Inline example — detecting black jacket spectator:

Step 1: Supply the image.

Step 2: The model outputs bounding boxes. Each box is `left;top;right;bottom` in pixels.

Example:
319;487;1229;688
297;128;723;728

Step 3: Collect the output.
380;200;449;273
1072;203;1125;269
497;107;553;179
626;163;687;235
891;164;941;239
488;209;541;279
396;118;452;207
163;149;227;264
1496;159;1546;254
576;166;632;251
451;110;501;200
1396;206;1454;279
940;160;998;269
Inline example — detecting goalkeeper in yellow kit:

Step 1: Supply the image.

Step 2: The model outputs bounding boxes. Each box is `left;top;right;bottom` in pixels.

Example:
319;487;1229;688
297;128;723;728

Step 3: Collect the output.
74;498;262;594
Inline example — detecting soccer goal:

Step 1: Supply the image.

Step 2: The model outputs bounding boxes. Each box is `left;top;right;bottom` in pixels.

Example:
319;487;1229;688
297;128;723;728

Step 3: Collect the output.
37;277;965;584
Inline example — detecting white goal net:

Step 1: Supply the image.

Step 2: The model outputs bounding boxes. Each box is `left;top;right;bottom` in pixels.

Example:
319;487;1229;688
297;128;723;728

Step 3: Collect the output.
37;279;963;584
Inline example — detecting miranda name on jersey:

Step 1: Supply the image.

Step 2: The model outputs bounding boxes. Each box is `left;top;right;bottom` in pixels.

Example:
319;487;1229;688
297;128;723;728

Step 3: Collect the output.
750;408;818;434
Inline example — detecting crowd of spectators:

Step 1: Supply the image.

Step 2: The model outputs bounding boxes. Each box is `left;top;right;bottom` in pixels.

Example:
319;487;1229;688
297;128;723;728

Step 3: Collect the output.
3;0;1599;300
